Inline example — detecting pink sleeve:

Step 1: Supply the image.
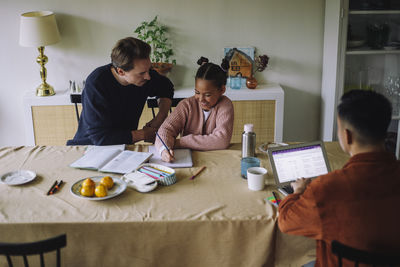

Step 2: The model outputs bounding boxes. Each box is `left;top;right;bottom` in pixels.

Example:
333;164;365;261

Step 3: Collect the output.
179;98;234;150
155;101;189;152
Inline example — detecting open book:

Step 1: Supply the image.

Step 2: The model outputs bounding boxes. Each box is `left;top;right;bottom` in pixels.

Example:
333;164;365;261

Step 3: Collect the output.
148;145;193;168
70;146;153;174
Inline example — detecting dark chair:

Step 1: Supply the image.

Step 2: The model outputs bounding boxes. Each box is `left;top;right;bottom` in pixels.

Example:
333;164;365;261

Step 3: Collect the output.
70;93;82;122
70;96;184;123
147;98;184;118
0;234;67;267
331;240;400;267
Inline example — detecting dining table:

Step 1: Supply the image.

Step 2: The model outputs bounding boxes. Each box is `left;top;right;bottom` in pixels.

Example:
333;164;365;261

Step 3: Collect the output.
0;142;349;267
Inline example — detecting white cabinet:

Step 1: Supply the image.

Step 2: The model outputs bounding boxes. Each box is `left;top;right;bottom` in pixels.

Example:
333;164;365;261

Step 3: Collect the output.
322;0;400;158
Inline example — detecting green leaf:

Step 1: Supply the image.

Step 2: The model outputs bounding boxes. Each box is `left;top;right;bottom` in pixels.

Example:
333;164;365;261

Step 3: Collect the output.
133;15;175;64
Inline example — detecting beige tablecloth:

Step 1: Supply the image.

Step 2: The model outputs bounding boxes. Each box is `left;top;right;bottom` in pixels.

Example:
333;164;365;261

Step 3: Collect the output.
0;143;349;267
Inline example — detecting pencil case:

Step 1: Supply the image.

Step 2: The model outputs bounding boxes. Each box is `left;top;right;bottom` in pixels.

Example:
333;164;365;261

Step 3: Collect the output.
137;163;176;186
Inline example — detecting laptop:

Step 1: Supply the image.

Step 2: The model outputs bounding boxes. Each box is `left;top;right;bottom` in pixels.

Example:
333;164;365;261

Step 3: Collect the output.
267;141;331;196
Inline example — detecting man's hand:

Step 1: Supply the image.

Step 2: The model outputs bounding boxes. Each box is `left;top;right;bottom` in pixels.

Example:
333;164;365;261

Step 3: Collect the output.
144;120;156;129
143;126;157;143
146;98;172;129
290;178;311;194
161;149;175;163
131;127;157;143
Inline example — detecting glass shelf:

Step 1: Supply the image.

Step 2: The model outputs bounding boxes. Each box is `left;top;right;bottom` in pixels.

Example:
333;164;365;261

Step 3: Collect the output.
349;10;400;15
346;48;400;55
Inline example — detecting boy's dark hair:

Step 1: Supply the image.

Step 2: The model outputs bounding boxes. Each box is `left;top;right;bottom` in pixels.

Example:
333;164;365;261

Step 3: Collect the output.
111;37;151;71
195;56;229;89
337;89;392;144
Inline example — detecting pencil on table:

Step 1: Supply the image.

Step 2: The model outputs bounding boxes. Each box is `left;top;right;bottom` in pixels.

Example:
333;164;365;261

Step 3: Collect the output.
190;166;206;180
49;180;63;195
46;180;58;195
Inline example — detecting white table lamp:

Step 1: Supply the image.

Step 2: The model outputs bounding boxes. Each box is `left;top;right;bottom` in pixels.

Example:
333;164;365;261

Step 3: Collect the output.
19;11;61;96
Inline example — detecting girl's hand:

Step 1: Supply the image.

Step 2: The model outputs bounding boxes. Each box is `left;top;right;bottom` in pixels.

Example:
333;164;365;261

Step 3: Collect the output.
161;149;175;163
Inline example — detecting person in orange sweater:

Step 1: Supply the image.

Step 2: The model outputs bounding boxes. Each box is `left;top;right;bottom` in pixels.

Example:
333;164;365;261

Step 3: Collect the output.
155;57;234;162
278;89;400;267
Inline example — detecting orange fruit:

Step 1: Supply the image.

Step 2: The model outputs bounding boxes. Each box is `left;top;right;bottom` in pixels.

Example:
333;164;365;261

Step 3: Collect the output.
95;184;108;197
82;178;95;188
100;176;114;189
80;184;95;197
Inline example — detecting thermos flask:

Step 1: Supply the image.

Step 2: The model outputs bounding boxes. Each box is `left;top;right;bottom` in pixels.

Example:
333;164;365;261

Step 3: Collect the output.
242;124;256;158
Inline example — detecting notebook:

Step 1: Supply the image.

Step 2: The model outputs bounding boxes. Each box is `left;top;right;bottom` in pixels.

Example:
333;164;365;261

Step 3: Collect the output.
267;141;331;196
70;146;153;174
148;145;193;168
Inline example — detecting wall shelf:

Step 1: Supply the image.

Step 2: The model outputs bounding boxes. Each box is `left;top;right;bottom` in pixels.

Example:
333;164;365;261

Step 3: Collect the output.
349;10;400;15
346;49;400;55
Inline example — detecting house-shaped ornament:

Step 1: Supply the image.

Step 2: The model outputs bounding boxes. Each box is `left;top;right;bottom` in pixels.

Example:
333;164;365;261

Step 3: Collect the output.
225;48;254;78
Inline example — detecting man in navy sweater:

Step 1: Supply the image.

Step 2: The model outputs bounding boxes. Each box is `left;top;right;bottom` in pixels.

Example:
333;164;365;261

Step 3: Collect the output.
67;37;174;145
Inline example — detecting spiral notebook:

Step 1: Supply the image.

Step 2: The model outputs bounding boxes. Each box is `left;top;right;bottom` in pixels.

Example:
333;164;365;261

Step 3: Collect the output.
148;146;193;168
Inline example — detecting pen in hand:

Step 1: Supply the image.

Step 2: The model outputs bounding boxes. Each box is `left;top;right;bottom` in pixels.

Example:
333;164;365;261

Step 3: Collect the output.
156;132;174;159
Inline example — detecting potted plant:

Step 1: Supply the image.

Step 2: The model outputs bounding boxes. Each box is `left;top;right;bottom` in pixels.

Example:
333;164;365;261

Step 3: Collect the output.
246;54;270;89
134;16;176;75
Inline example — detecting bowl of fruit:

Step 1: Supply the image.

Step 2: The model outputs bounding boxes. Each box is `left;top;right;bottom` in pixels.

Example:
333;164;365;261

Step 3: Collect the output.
70;176;127;200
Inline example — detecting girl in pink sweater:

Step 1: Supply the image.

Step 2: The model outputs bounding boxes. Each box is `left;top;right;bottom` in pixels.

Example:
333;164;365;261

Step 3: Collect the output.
155;57;234;162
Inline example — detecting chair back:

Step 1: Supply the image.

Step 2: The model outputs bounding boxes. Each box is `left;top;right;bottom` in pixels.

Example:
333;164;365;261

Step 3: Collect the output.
147;98;184;118
70;93;82;122
331;240;400;267
0;234;67;267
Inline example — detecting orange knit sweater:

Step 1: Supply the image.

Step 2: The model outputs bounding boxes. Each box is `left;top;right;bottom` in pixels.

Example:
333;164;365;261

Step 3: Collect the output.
155;95;234;151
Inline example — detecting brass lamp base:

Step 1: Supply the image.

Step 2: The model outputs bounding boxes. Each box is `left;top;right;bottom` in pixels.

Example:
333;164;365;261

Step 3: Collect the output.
36;83;55;96
35;46;56;97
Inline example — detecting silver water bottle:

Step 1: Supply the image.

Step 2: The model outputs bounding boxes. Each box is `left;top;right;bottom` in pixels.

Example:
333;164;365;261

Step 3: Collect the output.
242;124;256;158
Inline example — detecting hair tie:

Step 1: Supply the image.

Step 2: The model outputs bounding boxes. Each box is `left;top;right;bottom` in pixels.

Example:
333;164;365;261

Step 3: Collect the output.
220;58;229;73
197;56;209;66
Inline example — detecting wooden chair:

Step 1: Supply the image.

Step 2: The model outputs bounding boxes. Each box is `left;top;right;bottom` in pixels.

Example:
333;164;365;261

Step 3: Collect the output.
0;234;67;267
147;98;184;118
331;240;400;267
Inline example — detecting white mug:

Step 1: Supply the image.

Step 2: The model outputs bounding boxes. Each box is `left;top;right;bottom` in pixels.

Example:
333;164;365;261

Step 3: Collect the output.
247;167;267;191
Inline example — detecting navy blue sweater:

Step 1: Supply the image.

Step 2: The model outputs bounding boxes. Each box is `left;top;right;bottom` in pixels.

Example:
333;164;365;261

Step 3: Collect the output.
67;64;174;145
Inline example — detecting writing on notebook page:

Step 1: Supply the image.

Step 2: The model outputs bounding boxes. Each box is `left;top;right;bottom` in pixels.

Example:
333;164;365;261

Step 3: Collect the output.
148;145;193;168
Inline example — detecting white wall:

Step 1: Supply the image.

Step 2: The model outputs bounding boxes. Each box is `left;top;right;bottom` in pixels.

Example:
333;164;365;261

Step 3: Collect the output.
0;0;325;146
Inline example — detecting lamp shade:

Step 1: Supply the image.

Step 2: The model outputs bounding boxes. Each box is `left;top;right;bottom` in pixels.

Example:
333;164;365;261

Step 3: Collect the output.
19;11;61;47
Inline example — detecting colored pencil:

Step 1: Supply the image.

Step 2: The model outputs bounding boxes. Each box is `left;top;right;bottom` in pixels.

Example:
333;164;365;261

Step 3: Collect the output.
190;166;206;180
49;180;63;195
46;180;58;195
138;169;159;180
142;166;168;176
139;168;163;178
272;191;281;205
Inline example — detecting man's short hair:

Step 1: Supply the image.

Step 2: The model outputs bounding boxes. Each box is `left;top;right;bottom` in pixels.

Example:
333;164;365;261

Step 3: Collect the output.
111;37;151;71
337;89;392;144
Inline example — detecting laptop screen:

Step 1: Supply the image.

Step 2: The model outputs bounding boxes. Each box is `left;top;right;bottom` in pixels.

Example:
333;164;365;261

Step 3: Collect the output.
270;143;329;183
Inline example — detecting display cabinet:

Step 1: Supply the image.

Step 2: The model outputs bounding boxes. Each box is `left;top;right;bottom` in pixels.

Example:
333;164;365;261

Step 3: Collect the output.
322;0;400;158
